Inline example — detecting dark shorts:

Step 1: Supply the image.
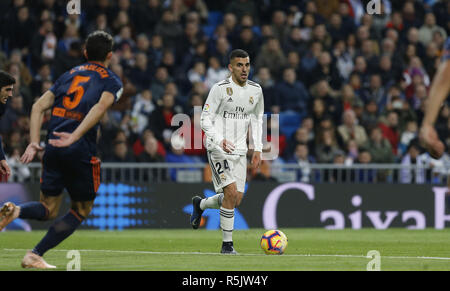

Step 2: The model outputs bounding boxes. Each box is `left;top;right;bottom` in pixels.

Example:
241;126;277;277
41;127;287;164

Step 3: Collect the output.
40;147;101;202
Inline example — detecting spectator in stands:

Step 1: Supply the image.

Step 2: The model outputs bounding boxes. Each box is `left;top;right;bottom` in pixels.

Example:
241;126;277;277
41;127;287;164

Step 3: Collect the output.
360;73;386;106
205;56;229;90
378;110;400;156
233;26;259;60
284;27;308;59
212;36;231;68
9;5;35;55
340;84;363;112
255;36;286;79
270;10;290;44
399;119;418;156
337;109;368;148
311;79;341;123
332;39;354;81
377;54;398;88
148;93;179;149
315;129;341;163
137;135;165;163
418;12;447;47
365;127;395;163
275;67;309;113
129;52;153;92
345;139;359;165
131;90;155;135
286;143;315;183
253;67;278;114
165;134;199;181
151;66;173;102
352;148;376;183
285;127;315;161
154;9;183;49
0;95;25;135
400;141;426;184
106;141;136;163
53;41;84;80
308;51;342;90
6;146;30;182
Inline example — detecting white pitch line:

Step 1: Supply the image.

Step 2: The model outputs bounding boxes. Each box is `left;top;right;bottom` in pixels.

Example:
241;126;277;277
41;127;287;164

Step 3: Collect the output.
3;248;450;261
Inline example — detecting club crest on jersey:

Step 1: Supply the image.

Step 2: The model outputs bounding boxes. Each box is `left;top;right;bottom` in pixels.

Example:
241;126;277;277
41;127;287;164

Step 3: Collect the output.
226;87;233;96
249;96;254;105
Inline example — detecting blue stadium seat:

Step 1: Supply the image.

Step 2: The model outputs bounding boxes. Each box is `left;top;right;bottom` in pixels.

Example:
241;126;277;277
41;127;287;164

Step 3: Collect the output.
278;112;303;138
207;11;223;27
202;25;216;38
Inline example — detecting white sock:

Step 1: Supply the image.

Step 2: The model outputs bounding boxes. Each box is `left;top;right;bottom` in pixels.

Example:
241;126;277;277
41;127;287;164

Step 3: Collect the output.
220;207;234;242
200;193;224;210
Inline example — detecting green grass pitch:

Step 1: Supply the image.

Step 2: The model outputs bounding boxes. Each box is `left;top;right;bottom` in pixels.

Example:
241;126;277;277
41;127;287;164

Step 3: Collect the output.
1;228;450;271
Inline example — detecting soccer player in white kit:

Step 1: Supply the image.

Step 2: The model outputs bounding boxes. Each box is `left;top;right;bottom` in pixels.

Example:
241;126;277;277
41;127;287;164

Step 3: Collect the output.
190;49;264;254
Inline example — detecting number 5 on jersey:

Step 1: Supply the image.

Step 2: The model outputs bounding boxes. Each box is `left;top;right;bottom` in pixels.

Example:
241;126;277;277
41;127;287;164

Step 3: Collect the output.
63;75;91;110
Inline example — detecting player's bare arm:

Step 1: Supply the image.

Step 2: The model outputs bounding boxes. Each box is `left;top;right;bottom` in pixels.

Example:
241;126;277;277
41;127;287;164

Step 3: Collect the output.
20;90;55;164
419;59;450;159
49;91;115;148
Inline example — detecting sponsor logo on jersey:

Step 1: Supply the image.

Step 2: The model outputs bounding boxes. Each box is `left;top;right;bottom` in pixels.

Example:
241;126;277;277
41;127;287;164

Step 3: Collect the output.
226;87;233;96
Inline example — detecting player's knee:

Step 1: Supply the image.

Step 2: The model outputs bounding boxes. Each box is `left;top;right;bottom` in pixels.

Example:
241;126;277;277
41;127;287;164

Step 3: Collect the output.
47;210;59;220
224;189;238;202
41;202;58;220
74;205;93;218
235;197;243;207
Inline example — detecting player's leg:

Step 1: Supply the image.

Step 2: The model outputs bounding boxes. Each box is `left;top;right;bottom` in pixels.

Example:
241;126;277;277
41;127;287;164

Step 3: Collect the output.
220;154;246;254
191;151;229;229
19;192;64;269
220;182;238;254
22;199;94;269
0;184;64;231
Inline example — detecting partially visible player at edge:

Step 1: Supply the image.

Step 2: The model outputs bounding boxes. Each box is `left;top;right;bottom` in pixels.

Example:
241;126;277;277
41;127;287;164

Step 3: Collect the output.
419;37;450;195
0;71;16;179
0;31;123;269
190;49;264;254
419;37;450;159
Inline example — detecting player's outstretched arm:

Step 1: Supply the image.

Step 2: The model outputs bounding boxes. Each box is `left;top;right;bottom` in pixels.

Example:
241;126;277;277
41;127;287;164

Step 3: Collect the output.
20;90;55;164
419;60;450;159
49;91;115;148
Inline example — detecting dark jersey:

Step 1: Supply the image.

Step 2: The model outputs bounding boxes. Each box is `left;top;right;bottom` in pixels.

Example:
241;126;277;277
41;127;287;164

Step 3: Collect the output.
48;61;123;155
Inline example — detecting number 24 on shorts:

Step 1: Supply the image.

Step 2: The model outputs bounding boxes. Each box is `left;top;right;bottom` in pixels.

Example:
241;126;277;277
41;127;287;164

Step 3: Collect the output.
215;160;230;174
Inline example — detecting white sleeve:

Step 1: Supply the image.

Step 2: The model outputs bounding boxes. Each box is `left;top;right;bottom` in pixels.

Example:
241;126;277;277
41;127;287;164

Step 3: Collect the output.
251;88;264;152
200;84;224;146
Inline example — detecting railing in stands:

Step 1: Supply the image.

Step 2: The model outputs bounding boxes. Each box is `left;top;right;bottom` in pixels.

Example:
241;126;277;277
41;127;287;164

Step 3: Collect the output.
7;162;448;185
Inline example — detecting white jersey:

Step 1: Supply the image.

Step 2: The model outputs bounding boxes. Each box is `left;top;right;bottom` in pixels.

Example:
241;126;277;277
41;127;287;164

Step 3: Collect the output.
201;76;264;156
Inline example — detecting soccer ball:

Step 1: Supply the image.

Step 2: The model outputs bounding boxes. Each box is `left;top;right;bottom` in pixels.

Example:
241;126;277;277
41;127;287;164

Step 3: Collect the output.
260;230;288;255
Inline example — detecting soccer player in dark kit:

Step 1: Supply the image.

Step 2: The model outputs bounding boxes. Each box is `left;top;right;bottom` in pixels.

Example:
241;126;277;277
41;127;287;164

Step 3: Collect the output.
0;71;15;179
0;31;123;269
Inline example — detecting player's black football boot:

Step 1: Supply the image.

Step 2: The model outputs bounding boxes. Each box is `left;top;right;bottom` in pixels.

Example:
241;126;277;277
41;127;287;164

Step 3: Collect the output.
221;241;238;255
190;196;204;229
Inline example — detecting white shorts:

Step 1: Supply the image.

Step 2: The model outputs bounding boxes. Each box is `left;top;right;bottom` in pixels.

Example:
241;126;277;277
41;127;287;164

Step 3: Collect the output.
207;150;247;193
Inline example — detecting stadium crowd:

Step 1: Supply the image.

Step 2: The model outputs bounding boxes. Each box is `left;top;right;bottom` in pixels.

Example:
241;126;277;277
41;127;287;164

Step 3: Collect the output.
0;0;449;183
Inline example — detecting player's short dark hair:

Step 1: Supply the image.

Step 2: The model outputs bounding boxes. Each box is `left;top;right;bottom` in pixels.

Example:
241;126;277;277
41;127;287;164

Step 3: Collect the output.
85;30;114;62
0;71;16;89
229;49;249;62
